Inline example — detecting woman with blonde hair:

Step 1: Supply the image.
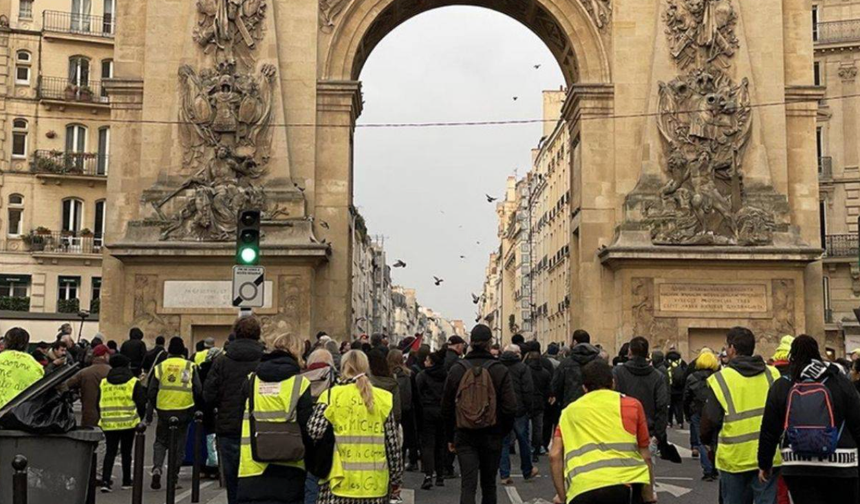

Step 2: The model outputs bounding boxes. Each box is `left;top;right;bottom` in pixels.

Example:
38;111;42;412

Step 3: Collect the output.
683;348;720;481
307;350;403;504
236;333;313;504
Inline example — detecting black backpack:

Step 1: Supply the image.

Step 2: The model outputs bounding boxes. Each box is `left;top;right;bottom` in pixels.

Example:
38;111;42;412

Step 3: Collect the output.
784;379;842;457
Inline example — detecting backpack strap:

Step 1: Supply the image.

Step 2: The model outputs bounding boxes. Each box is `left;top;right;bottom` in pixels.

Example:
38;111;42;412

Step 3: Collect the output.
248;372;257;416
285;376;303;422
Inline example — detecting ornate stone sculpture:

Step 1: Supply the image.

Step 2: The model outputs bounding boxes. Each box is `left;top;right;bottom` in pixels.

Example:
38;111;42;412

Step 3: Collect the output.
319;0;349;32
580;0;612;30
194;0;267;69
154;61;276;241
642;0;776;246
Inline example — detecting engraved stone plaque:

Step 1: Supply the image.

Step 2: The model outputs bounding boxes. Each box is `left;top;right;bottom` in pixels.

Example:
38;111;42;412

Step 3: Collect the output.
658;283;768;314
163;281;273;309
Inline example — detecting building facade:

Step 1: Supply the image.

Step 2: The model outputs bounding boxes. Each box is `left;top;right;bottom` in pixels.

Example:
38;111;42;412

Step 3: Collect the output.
529;90;571;347
0;0;113;340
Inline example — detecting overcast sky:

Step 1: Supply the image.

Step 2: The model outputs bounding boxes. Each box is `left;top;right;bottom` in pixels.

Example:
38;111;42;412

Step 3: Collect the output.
354;6;565;326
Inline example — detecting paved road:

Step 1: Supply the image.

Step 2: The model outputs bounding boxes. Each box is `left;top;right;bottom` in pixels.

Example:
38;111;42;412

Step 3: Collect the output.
96;427;717;504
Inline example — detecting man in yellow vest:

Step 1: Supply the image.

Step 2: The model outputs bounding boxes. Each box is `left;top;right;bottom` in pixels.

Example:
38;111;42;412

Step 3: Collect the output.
98;354;147;493
550;360;655;504
145;336;201;491
701;327;781;504
0;327;44;409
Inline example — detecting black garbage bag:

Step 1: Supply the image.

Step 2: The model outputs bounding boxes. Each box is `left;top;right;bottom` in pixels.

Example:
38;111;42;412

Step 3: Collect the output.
0;387;76;434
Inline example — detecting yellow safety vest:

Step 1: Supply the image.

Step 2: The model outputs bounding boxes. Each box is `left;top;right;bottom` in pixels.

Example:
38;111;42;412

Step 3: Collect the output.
323;383;393;499
239;374;310;477
98;378;140;431
0;350;45;409
707;365;782;473
193;351;208;367
558;389;650;502
154;357;195;411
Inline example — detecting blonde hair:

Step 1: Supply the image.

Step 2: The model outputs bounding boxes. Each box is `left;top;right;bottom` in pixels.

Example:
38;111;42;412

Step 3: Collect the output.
307;348;334;367
270;333;305;368
341;350;374;412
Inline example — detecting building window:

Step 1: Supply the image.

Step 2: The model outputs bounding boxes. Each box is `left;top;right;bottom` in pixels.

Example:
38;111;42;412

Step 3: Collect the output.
0;275;29;298
70;0;92;31
15;51;31;85
820;199;827;250
100;59;113;99
816;126;824;161
814;61;822;86
7;194;23;236
62;198;83;234
94;200;105;247
823;276;832;323
812;5;819;41
97;127;109;175
18;0;32;18
102;0;115;33
68;56;90;87
12;119;27;159
58;276;80;313
91;277;101;313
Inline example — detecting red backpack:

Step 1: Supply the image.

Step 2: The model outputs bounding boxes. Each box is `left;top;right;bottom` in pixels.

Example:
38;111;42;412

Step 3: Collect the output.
784;379;841;457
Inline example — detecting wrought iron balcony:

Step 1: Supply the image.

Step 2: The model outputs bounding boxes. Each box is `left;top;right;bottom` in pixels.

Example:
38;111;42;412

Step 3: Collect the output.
24;231;103;255
819;156;833;179
824;234;859;258
42;10;115;38
815;19;860;45
38;77;108;104
31;150;108;177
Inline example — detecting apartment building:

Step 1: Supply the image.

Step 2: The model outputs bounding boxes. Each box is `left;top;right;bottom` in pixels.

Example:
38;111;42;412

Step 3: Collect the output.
0;0;114;340
495;176;532;343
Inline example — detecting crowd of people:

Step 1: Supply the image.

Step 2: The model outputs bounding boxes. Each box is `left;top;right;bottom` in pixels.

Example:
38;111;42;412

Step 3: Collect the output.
2;321;860;504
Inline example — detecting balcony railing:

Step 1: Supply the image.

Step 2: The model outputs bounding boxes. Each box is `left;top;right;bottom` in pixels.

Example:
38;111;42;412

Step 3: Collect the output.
819;156;833;179
825;234;859;258
38;77;109;104
42;10;115;38
32;150;108;177
815;19;860;44
24;231;103;255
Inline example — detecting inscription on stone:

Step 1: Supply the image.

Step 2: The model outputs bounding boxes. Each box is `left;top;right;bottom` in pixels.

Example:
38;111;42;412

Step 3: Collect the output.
163;281;273;309
658;283;768;313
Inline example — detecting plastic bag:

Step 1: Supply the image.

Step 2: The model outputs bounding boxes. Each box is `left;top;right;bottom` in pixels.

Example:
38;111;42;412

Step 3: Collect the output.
0;387;76;434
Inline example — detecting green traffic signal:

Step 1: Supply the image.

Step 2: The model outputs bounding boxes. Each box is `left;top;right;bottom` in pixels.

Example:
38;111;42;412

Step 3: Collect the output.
240;246;258;264
236;209;261;265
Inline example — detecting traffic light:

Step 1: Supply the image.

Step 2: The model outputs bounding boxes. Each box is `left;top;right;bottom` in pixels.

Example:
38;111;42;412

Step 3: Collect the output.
236;209;260;265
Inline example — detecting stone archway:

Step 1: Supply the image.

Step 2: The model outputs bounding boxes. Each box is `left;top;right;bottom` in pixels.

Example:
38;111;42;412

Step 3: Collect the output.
312;0;613;339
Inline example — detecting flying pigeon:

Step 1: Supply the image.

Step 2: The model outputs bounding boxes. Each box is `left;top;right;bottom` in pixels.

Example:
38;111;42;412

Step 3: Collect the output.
486;194;498;203
394;260;406;268
533;64;541;69
512;96;518;101
471;293;480;304
433;276;444;286
460;255;466;259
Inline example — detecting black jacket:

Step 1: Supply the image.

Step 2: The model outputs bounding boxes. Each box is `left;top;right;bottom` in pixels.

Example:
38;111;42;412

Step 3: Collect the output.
666;351;687;396
551;343;601;407
442;348;517;441
444;349;461;373
700;355;770;446
97;366;148;422
236;350;314;504
500;351;534;417
120;339;147;375
142;345;166;374
758;361;860;477
526;357;552;414
613;356;669;440
203;338;263;436
683;368;715;419
416;363;446;412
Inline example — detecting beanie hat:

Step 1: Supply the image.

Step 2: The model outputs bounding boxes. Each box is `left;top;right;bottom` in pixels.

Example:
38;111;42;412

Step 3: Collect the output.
470;324;492;343
92;344;113;358
110;354;131;368
168;336;186;356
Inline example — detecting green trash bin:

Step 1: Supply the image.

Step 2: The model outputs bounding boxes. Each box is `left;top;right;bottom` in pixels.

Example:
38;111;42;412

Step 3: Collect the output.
0;428;104;504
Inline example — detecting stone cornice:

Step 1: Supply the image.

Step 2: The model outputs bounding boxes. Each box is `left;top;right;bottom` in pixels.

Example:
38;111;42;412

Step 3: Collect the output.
103;78;144;111
785;85;826;118
317;80;363;123
561;83;614;124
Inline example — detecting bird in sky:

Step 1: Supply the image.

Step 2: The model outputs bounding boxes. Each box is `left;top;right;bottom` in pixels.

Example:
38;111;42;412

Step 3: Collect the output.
486;194;498;203
393;260;407;268
433;276;444;286
471;293;480;304
512;96;518;101
460;255;466;259
534;64;541;69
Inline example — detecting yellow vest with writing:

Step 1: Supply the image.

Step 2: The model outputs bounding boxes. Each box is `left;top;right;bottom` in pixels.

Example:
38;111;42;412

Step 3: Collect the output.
0;350;44;409
154;357;195;411
99;378;140;431
323;384;393;499
559;389;650;502
239;374;310;477
707;365;782;473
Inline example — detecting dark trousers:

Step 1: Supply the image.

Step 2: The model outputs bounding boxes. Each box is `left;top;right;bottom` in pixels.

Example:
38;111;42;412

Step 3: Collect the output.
455;430;503;504
153;411;191;483
421;412;446;477
402;409;419;465
102;429;135;486
669;395;684;426
570;484;644;504
543;403;560;450
219;435;241;504
784;476;859;504
530;412;544;455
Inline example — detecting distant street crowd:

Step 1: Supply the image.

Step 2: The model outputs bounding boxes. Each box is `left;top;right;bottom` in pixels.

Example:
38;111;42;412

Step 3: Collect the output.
2;322;860;504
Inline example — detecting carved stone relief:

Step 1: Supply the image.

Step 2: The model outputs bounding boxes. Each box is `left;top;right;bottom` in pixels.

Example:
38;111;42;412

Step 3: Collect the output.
319;0;349;32
194;0;267;70
639;0;778;246
580;0;611;31
258;275;306;339
839;65;858;82
131;275;181;337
